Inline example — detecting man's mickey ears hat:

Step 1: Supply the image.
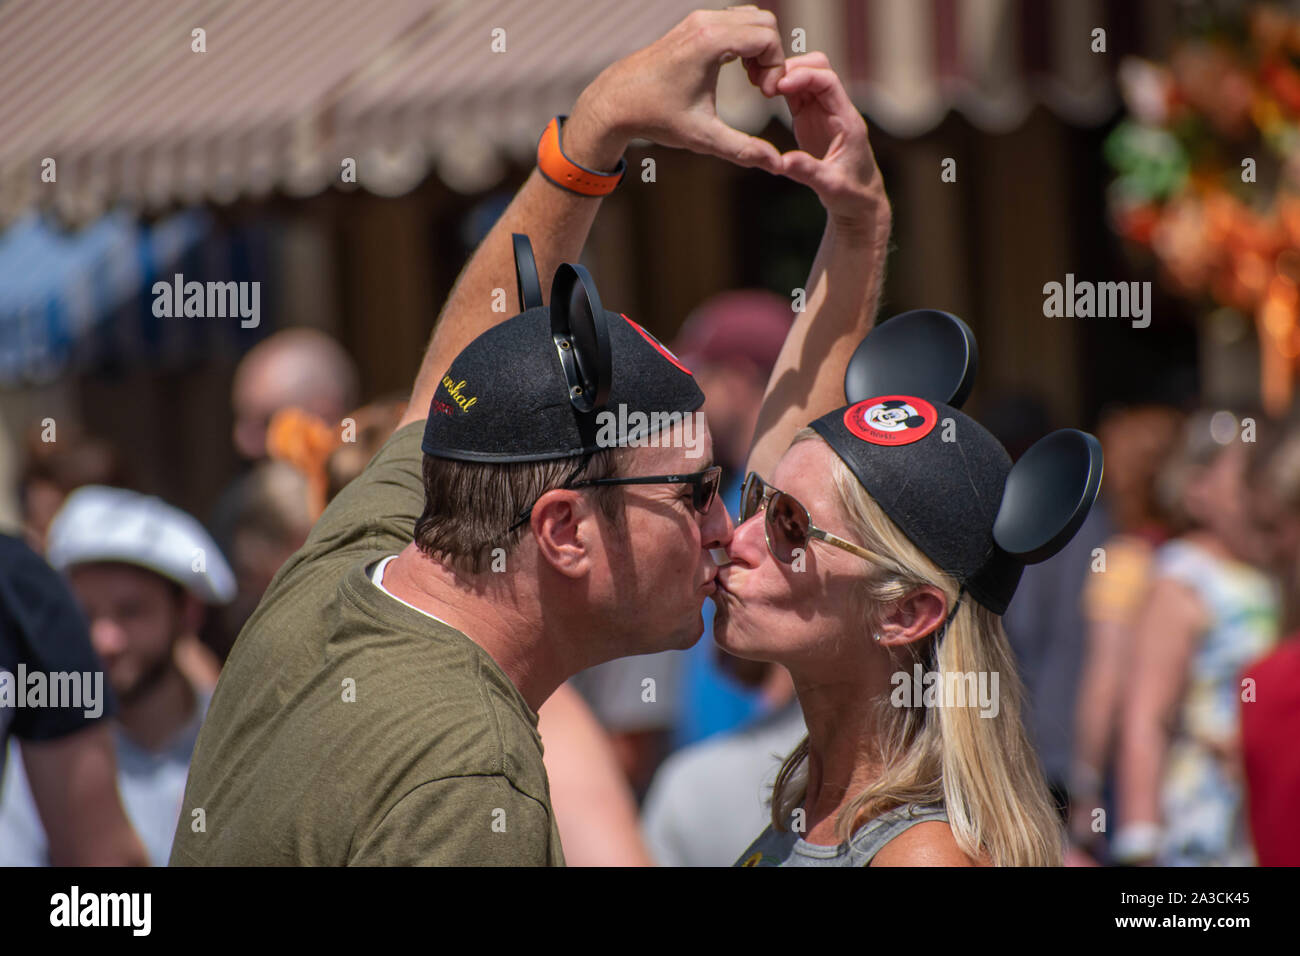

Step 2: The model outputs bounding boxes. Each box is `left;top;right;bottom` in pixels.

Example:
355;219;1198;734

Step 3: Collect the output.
809;310;1103;614
422;234;703;463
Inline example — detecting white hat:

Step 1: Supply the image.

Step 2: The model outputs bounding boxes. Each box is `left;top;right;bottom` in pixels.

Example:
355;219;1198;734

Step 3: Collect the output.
47;485;236;605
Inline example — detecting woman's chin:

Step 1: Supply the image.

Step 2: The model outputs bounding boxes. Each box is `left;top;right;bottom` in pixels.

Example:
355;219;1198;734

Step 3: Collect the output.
713;620;775;664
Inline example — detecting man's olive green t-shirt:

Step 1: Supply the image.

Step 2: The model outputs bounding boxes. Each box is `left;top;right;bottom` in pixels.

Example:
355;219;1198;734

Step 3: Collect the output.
169;422;564;866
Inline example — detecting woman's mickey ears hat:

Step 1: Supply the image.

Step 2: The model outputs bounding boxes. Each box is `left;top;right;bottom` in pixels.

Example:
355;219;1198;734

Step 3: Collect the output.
843;308;979;409
421;234;702;463
810;309;1103;614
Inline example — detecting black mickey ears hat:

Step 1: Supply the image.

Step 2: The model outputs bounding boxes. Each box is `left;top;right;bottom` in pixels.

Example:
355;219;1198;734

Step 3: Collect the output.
809;310;1102;614
421;234;703;463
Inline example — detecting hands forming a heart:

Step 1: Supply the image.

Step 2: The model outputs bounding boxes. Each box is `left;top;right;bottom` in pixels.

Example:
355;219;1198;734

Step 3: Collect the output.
567;6;888;229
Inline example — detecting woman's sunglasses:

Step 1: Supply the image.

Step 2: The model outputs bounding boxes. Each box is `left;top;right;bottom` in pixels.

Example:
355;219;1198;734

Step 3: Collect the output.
740;471;900;569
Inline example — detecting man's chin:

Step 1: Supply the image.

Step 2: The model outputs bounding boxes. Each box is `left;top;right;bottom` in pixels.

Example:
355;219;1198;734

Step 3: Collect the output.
111;656;174;705
664;611;707;652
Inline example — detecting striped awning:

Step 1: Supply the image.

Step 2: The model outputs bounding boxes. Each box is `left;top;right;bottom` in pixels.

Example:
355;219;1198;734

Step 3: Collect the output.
0;0;1166;223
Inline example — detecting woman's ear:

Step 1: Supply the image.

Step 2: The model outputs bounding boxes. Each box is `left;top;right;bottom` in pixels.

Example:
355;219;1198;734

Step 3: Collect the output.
531;489;596;579
876;585;949;646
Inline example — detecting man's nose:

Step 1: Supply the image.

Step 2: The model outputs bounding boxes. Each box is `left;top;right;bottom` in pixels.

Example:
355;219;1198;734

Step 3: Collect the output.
701;494;734;551
90;617;127;658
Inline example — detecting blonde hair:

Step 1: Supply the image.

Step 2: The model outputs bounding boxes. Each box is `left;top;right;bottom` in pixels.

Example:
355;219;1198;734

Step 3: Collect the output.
770;429;1065;866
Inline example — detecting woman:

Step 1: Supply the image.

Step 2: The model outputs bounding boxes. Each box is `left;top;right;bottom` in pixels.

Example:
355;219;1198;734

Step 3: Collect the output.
1115;411;1278;865
688;48;1098;867
1069;402;1183;860
714;379;1097;867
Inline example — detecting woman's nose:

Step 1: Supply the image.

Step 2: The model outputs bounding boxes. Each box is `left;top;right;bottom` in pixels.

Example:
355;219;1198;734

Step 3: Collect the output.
726;511;769;567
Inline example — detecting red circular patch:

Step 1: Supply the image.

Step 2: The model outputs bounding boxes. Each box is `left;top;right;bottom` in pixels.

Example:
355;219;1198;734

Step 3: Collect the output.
623;314;693;375
843;396;938;446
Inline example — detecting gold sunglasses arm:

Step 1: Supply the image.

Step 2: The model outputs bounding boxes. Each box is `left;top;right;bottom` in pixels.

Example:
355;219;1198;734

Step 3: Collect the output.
807;527;895;566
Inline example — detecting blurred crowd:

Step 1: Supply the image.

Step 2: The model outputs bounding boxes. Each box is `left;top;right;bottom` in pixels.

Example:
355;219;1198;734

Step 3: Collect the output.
3;292;1300;867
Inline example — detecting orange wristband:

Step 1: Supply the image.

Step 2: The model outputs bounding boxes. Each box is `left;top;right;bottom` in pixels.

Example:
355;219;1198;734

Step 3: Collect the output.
537;115;626;197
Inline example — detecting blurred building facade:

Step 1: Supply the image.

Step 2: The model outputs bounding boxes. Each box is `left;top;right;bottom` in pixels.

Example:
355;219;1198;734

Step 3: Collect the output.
0;0;1213;525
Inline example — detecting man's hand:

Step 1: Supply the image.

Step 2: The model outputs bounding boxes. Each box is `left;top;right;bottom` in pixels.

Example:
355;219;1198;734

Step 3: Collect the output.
565;6;787;176
776;53;889;232
401;7;790;429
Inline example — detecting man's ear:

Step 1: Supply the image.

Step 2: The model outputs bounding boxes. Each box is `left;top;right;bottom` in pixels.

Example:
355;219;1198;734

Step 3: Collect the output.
531;489;597;578
876;585;948;647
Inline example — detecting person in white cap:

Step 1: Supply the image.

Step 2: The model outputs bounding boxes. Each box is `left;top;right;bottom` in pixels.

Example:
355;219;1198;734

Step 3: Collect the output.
0;485;235;866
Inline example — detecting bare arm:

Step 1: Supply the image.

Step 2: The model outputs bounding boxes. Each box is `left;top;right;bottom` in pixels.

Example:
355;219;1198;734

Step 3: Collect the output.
746;56;892;480
400;7;788;430
538;682;653;866
1070;616;1129;845
398;140;618;430
1115;576;1205;858
22;725;149;866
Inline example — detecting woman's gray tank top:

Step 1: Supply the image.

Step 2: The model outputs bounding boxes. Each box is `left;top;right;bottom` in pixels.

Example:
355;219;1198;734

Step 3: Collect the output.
734;803;950;867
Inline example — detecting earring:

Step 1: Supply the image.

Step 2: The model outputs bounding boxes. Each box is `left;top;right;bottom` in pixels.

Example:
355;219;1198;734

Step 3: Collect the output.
873;633;881;642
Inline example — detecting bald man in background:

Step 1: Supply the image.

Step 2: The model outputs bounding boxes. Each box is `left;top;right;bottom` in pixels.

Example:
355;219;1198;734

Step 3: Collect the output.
230;328;361;462
206;329;361;663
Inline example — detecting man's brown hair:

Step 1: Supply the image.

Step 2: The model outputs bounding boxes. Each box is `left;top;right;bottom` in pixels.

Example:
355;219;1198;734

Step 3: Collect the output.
414;450;625;574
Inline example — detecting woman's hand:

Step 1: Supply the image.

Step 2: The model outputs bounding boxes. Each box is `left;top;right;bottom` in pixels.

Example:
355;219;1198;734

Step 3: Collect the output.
775;54;889;237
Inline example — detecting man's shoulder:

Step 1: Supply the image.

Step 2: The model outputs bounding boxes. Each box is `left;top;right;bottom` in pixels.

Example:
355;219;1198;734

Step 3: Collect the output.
180;565;552;865
215;567;543;779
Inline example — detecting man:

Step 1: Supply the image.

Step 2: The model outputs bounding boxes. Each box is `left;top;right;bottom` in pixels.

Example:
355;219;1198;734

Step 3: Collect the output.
207;329;360;661
0;534;147;866
0;486;236;865
172;7;890;865
230;328;360;463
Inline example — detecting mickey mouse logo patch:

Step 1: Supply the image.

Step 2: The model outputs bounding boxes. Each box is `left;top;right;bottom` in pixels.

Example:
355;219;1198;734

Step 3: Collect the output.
622;314;693;375
844;396;937;446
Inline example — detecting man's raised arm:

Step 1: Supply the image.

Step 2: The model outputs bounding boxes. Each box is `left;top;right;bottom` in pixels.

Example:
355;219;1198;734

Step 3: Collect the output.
400;6;788;430
746;55;892;480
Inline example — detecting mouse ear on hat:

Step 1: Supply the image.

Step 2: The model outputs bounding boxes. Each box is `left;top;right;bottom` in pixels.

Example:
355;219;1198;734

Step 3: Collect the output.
550;262;612;414
843;309;979;408
513;233;544;311
993;429;1103;565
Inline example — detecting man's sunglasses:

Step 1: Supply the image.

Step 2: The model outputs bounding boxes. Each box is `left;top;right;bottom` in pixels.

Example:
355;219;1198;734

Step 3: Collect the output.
740;471;901;569
571;464;723;515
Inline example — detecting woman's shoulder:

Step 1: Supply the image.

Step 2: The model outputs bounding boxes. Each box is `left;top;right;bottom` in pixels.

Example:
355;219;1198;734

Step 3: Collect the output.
869;819;990;866
855;804;990;867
